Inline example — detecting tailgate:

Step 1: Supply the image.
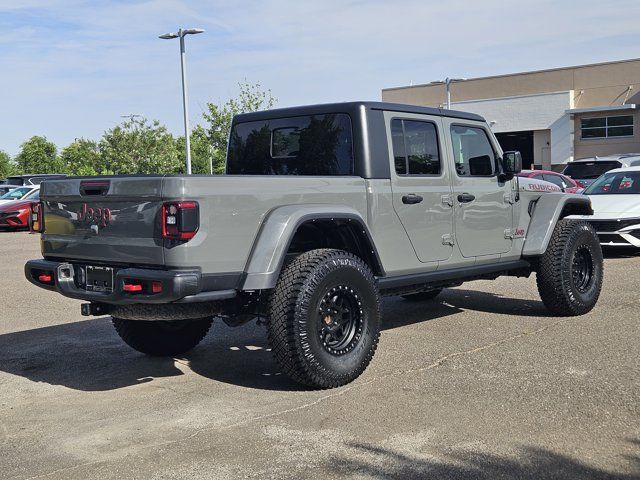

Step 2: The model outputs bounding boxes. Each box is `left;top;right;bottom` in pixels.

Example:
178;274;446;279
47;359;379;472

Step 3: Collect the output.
40;176;165;265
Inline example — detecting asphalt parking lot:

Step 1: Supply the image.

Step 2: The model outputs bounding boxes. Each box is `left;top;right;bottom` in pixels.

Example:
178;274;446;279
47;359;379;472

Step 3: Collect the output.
0;232;638;479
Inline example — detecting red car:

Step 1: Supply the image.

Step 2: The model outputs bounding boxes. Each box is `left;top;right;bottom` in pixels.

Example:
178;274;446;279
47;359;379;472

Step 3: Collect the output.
0;199;37;230
517;169;584;193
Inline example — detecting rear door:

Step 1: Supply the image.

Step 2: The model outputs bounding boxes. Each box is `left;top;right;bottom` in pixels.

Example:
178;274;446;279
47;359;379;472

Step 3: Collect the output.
40;177;166;265
441;120;513;257
386;112;454;263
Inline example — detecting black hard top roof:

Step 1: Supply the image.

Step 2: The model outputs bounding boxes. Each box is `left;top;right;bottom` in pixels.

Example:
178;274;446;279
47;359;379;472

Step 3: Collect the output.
8;174;67;178
234;101;485;123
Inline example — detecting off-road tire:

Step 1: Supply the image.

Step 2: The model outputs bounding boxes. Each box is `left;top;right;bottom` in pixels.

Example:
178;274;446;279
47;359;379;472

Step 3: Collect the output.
112;317;213;356
268;249;381;389
536;219;603;316
402;288;443;302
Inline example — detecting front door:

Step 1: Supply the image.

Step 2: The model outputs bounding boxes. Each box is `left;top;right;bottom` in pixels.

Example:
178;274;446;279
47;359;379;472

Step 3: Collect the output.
443;121;513;257
387;113;454;263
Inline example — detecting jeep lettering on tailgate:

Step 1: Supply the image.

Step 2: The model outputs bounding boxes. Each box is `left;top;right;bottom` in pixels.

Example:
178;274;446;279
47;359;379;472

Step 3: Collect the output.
77;203;111;228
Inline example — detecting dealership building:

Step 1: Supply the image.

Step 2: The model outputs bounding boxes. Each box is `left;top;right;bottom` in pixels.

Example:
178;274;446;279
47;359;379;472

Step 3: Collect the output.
382;58;640;171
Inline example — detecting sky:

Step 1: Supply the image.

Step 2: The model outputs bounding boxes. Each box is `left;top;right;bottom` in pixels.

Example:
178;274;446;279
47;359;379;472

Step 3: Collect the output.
2;0;640;156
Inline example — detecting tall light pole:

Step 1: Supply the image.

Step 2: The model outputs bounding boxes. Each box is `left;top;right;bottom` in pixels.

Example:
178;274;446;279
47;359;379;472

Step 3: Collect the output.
159;28;205;175
430;77;466;109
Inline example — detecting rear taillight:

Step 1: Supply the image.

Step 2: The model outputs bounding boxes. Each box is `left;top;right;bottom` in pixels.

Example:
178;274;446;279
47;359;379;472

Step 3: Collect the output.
30;202;44;233
162;201;199;240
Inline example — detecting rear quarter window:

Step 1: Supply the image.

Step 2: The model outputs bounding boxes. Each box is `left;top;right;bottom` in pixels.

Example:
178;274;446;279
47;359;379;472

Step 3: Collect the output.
227;113;354;175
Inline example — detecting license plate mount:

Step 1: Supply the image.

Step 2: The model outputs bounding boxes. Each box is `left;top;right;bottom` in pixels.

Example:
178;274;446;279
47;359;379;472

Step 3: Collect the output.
85;266;114;293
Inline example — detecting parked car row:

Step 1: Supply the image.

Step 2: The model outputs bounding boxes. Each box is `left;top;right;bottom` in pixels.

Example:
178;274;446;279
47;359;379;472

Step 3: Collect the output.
0;187;40;230
0;174;62;230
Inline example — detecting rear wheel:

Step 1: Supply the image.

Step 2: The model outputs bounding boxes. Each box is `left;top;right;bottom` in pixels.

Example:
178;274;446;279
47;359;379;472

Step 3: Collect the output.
268;249;381;389
402;288;443;302
536;220;603;316
112;317;213;356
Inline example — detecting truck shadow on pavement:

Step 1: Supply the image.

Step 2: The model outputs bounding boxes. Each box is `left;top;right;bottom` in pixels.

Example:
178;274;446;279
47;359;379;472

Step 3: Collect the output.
0;290;550;392
323;441;640;480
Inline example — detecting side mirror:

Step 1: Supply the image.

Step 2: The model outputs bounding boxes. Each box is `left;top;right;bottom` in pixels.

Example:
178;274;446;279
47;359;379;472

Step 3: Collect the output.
502;151;523;175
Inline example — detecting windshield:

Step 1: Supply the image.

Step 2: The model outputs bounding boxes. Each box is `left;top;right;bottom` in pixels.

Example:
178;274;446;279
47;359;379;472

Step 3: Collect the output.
227;113;354;175
584;171;640;195
0;187;32;200
24;189;40;200
563;161;621;179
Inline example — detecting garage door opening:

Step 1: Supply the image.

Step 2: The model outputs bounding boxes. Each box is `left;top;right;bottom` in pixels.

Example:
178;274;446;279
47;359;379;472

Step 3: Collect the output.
495;131;534;169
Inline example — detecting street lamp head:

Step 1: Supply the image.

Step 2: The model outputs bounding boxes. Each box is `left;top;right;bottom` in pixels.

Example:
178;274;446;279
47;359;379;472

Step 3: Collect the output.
183;28;205;35
159;28;204;39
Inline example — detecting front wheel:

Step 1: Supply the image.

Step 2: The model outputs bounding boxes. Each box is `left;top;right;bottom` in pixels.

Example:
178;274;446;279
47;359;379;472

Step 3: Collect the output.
536;220;603;316
268;249;381;389
112;317;213;356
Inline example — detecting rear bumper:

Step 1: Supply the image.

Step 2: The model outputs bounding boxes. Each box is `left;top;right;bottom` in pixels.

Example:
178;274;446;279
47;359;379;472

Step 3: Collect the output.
25;259;237;304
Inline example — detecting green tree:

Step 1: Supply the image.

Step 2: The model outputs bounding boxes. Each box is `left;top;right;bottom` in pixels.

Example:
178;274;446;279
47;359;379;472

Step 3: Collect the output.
99;117;180;174
202;81;276;173
60;138;103;176
0;150;17;178
175;125;215;174
15;136;62;174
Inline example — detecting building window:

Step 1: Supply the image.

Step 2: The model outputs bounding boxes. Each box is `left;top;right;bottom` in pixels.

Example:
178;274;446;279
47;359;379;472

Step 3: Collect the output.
581;115;634;139
391;119;441;175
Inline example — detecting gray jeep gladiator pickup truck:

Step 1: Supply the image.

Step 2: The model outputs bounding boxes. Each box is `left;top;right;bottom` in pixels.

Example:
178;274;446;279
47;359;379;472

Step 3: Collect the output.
26;101;603;389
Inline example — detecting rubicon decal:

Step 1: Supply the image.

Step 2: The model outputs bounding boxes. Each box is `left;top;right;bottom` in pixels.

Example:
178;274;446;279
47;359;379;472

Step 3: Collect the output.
522;182;561;192
77;203;111;227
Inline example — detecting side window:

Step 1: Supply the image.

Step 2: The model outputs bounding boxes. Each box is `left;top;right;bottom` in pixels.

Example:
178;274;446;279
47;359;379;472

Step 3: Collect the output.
390;119;441;175
450;125;498;177
542;174;565;189
562;175;576;187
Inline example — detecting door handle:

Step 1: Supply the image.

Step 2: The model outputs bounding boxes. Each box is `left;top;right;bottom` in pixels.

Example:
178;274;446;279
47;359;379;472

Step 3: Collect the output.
402;194;423;205
457;193;475;203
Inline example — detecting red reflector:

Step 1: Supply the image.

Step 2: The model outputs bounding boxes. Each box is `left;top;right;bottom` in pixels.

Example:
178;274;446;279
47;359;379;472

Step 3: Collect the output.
151;281;163;294
123;283;143;292
38;273;52;283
